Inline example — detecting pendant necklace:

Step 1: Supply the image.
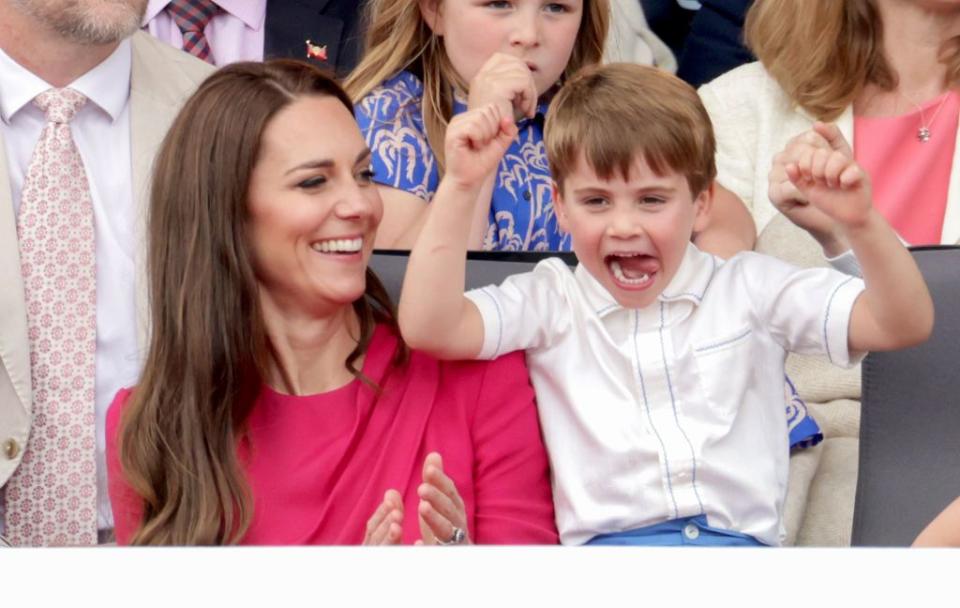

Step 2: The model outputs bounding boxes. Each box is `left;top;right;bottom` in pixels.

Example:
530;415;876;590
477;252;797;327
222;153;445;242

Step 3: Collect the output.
899;90;951;143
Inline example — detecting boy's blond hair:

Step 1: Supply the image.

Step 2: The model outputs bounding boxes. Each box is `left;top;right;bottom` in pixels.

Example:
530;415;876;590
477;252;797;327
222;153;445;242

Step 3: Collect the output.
545;63;716;197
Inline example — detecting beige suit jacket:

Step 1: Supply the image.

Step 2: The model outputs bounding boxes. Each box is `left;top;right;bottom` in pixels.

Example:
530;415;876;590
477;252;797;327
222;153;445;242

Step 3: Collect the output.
0;32;213;487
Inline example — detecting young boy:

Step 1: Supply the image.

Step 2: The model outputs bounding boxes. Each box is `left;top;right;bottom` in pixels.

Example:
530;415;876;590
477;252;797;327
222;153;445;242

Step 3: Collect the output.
398;64;933;546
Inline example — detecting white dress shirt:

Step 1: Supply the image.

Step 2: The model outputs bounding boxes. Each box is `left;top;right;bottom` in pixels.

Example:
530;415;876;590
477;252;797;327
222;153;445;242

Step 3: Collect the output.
466;244;865;546
143;0;267;66
0;41;140;531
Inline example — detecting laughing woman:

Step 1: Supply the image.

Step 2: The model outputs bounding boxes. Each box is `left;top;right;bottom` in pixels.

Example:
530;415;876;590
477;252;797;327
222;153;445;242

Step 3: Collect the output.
106;60;557;546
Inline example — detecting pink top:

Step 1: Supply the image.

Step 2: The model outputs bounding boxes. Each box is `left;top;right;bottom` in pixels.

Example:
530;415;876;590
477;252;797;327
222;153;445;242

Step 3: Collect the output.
107;325;558;545
854;91;960;245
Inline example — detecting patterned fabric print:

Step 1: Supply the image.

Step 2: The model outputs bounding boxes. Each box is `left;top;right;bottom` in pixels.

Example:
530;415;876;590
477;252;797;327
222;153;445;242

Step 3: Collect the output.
166;0;220;62
785;376;823;450
4;88;98;546
355;71;569;251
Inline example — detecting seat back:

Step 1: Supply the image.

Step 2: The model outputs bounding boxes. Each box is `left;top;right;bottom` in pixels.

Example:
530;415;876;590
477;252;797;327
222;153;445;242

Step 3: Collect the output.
852;246;960;546
368;250;576;303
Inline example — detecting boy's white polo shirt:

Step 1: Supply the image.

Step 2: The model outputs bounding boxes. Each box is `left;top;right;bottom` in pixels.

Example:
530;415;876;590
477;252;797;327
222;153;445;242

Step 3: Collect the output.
466;244;865;545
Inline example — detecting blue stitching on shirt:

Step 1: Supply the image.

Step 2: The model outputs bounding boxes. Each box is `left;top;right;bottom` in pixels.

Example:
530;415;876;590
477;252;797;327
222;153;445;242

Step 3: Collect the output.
823;277;854;365
634;309;680;519
595;304;618;316
659;302;705;514
693;327;753;353
479;287;504;358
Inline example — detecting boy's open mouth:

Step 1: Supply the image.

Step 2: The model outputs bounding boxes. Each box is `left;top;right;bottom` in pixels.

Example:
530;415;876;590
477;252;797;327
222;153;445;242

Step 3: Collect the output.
606;253;659;289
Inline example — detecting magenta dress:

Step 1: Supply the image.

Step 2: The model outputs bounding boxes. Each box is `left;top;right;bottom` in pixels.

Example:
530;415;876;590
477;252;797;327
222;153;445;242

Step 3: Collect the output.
107;325;558;545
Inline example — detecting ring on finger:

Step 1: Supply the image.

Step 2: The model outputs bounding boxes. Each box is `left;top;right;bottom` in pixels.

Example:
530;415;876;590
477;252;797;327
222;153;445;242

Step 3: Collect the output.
437;526;466;546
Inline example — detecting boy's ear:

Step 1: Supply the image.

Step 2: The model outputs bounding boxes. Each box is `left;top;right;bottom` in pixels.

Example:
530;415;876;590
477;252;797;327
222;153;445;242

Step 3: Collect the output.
419;0;445;35
692;180;715;234
552;181;570;233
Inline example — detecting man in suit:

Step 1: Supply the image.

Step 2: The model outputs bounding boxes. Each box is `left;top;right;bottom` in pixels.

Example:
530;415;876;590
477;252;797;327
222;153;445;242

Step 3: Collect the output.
0;0;213;546
143;0;367;77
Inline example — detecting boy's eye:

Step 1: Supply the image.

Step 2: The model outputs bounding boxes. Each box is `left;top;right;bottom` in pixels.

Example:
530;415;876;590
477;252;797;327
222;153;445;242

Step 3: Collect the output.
485;1;512;8
297;176;327;189
640;196;666;205
357;168;376;185
582;197;608;207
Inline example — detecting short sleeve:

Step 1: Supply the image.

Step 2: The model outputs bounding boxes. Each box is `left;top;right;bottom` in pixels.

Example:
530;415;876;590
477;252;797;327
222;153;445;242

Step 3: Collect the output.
468;351;559;544
464;259;571;360
105;388;144;546
354;73;440;202
699;71;760;213
741;253;866;368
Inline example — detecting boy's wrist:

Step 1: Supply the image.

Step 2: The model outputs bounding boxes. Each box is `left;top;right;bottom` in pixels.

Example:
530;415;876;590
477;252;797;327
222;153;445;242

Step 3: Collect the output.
840;208;883;242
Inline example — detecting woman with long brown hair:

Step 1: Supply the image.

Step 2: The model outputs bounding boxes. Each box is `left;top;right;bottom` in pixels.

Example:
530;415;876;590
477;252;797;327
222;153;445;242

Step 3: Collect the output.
700;0;960;253
105;60;557;545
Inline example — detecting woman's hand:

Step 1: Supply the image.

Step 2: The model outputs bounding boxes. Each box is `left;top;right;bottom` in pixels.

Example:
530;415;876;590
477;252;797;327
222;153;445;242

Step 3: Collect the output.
362;489;404;545
416;452;472;546
467;52;538;121
444;103;517;193
770;122;854;256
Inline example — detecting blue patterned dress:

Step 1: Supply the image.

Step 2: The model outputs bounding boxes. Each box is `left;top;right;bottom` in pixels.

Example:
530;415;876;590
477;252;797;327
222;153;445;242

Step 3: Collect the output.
355;71;568;251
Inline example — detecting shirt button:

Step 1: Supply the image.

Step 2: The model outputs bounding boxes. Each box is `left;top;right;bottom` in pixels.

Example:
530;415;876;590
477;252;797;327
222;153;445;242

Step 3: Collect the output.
522;190;531;200
3;438;20;460
683;523;700;540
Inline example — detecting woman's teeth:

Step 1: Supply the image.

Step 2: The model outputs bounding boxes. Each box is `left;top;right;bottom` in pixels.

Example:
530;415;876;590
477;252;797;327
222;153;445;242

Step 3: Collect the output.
311;237;362;253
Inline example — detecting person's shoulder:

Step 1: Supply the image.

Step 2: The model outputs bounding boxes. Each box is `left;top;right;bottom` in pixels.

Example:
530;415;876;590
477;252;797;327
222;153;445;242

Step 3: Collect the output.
701;61;772;91
130;31;214;87
106;387;135;436
355;70;425;124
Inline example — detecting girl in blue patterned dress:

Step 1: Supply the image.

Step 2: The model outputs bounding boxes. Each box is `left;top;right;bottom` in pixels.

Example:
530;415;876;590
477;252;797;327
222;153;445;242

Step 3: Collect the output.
345;0;610;252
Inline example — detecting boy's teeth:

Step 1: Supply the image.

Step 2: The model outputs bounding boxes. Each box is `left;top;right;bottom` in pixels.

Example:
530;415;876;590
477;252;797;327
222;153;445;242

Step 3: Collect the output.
312;237;363;253
610;259;650;285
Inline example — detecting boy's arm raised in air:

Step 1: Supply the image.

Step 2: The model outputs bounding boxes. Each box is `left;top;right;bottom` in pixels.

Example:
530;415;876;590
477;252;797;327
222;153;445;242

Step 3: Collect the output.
398;105;518;360
784;122;934;353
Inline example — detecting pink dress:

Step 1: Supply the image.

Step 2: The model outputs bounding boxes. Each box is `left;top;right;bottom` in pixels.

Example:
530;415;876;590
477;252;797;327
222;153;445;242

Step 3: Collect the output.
107;324;558;545
855;91;960;245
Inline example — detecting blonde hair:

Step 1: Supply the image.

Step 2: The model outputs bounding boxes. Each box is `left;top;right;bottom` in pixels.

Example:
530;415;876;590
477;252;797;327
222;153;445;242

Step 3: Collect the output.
745;0;960;121
344;0;609;170
545;63;716;197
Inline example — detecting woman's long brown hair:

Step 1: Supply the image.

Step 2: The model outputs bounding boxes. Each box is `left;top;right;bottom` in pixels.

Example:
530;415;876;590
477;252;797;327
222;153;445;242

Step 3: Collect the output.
120;60;404;545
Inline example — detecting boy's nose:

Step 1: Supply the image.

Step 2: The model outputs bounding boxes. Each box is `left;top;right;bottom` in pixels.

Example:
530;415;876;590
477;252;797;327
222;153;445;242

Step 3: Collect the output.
608;209;644;238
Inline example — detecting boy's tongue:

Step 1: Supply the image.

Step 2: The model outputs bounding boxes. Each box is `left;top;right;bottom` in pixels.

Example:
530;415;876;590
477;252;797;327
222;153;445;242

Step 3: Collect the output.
614;255;660;279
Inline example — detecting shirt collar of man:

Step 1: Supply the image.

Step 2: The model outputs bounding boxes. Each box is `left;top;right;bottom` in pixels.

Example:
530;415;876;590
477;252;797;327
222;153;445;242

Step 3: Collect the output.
143;0;267;30
574;243;719;323
0;38;132;125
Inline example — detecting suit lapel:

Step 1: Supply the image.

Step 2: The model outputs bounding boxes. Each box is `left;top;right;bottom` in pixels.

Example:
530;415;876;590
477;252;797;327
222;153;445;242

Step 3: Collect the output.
128;32;199;350
0;131;31;411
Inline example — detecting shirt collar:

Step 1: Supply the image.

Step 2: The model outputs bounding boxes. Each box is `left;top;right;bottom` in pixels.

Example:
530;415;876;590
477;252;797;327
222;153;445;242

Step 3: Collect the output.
574;243;719;319
0;39;131;124
143;0;266;29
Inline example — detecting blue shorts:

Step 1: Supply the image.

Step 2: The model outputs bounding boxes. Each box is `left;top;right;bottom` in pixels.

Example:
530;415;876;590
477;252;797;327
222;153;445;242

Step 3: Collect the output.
585;515;766;547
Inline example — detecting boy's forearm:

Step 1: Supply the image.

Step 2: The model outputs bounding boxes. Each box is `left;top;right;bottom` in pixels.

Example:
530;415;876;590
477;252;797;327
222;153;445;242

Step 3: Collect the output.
399;178;483;352
845;210;934;350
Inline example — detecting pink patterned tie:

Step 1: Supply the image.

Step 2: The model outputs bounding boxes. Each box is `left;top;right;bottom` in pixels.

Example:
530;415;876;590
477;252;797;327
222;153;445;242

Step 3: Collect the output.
4;88;98;546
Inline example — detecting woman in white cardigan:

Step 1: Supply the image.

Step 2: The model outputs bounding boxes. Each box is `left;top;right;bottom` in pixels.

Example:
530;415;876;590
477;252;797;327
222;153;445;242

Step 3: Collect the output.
699;0;960;256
